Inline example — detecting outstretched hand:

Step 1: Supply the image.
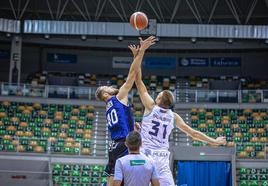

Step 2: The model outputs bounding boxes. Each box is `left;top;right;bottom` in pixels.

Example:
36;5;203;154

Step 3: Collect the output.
128;36;156;57
139;36;156;51
128;44;140;58
134;122;141;132
215;136;227;146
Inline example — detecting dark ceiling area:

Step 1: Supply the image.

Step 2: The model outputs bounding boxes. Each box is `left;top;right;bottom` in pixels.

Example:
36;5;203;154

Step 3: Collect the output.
0;0;268;25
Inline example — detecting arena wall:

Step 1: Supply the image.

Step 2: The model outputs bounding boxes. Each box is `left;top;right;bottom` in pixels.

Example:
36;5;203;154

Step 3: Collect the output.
0;43;268;81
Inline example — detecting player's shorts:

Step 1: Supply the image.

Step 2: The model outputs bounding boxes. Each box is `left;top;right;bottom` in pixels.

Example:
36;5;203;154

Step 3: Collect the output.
140;147;175;186
104;138;128;177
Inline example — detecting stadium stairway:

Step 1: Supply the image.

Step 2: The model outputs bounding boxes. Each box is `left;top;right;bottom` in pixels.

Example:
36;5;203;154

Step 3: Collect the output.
91;107;109;158
176;79;191;102
172;109;192;147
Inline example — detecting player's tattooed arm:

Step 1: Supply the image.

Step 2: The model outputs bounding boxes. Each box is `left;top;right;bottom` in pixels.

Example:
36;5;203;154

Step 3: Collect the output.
174;113;227;146
135;69;155;114
116;36;156;103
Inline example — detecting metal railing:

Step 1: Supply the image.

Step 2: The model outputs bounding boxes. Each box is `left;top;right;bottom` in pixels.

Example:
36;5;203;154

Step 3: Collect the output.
1;82;268;103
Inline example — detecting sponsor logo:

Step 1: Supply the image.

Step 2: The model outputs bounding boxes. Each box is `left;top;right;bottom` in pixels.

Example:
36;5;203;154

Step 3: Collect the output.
130;160;146;166
106;101;113;111
180;58;189;66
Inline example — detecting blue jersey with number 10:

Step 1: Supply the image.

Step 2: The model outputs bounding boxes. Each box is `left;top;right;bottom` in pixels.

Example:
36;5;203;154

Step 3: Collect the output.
106;96;134;140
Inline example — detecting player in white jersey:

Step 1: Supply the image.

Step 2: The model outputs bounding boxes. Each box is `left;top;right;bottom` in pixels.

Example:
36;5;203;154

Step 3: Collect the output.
141;105;174;151
129;46;227;186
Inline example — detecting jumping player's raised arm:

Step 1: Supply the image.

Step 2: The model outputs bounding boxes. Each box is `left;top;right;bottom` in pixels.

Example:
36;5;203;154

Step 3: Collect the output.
135;69;155;115
174;112;227;146
116;36;156;104
129;39;155;114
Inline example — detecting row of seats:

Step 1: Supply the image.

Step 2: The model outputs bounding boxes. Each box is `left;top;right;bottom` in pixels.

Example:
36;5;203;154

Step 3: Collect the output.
28;72;176;91
177;76;268;90
78;74;97;86
242;90;262;103
28;71;47;86
109;75;176;93
191;108;268;159
29;72;268;90
241;78;268;90
238;168;268;186
28;72;177;97
53;163;106;186
0;101;94;155
29;72;267;89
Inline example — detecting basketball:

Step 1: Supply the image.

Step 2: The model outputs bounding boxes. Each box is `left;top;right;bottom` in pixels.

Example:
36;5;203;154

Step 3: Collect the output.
130;12;148;30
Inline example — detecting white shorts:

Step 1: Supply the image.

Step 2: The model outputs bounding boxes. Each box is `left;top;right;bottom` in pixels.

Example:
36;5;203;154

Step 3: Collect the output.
140;148;175;186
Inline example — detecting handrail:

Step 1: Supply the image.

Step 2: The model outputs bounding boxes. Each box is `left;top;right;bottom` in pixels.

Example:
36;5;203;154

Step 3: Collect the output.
1;82;268;103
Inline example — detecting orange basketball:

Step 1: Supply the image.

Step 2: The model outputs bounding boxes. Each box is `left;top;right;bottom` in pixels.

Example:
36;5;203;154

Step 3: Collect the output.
130;12;148;30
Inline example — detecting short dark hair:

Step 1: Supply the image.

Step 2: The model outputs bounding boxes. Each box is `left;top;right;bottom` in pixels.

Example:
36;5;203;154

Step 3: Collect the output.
125;131;142;151
159;90;174;109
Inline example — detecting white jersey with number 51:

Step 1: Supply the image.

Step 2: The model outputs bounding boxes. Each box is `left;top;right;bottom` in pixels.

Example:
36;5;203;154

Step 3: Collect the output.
141;105;175;150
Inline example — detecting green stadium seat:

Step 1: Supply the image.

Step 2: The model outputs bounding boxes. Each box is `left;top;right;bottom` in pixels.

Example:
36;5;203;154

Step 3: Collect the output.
250;174;258;180
92;171;99;177
240;168;248;174
72;170;80;177
240;181;248;186
101;177;107;183
250;181;259;186
260;175;267;181
240;174;248;181
62;170;70;176
81;171;89;177
53;176;61;183
81;177;90;183
53;170;60;176
260;169;268;174
91;178;99;183
53;164;61;171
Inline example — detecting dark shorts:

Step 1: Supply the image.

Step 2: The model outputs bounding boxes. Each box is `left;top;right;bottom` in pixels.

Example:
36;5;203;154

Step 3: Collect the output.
104;138;128;177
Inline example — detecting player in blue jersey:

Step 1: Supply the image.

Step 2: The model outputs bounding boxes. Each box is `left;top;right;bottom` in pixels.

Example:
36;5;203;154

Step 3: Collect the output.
95;36;156;186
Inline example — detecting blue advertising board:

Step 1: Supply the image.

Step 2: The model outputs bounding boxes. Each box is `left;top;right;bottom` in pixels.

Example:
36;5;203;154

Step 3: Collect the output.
0;50;10;60
179;57;209;67
210;57;241;67
47;53;77;64
144;57;176;69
